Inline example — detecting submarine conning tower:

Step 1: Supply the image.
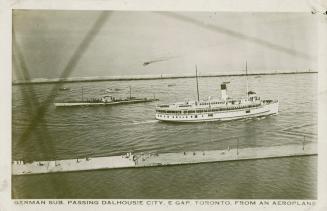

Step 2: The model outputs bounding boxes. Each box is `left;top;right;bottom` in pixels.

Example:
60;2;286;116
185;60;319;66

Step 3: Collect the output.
220;82;230;101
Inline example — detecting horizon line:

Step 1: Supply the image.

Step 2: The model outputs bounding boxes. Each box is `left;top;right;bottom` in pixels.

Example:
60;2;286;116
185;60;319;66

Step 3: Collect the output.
12;70;317;85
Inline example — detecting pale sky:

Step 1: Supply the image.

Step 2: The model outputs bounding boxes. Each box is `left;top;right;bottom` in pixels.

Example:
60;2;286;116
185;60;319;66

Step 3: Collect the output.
12;10;318;80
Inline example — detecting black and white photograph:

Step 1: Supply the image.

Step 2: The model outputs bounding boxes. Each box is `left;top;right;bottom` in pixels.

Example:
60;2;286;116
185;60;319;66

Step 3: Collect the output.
8;6;321;202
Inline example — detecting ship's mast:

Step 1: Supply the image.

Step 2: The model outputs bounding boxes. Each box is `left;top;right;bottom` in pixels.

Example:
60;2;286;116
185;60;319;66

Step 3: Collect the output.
245;61;249;98
195;65;200;102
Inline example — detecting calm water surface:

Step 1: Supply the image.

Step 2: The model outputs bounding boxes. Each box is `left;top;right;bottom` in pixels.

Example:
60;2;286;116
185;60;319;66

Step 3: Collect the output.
12;73;317;199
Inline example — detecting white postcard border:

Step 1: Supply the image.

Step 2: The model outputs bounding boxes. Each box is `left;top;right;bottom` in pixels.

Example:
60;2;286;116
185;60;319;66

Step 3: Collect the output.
1;0;326;211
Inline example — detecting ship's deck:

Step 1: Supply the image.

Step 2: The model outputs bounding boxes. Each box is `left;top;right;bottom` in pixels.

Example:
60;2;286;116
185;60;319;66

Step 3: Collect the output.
156;99;277;114
54;98;159;107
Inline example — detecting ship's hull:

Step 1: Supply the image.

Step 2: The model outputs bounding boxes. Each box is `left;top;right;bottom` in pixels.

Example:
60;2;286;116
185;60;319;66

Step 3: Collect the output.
54;98;158;107
155;101;279;122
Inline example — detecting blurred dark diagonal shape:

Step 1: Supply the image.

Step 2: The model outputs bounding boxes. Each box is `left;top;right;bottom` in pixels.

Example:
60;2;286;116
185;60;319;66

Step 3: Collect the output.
12;26;73;199
12;10;111;198
15;11;111;144
12;36;55;157
156;12;313;60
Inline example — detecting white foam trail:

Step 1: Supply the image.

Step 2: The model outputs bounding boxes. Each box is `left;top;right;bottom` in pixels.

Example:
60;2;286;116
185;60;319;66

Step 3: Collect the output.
256;117;266;120
131;120;159;125
120;120;158;126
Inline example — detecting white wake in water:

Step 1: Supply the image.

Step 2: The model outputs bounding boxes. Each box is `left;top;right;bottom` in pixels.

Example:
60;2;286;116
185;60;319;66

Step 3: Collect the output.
121;120;159;126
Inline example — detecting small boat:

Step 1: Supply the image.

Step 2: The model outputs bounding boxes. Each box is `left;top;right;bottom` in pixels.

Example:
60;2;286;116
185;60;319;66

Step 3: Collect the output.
105;88;116;93
168;83;176;87
58;87;71;91
104;88;123;93
155;63;279;122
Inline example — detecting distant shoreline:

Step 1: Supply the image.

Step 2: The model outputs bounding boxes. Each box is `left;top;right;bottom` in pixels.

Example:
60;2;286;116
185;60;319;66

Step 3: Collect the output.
12;71;317;85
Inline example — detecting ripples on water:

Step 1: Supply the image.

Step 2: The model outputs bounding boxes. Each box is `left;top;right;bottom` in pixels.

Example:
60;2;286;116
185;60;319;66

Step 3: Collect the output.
12;73;317;199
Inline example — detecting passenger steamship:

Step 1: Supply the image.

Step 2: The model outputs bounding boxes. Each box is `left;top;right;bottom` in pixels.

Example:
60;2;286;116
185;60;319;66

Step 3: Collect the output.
155;64;279;122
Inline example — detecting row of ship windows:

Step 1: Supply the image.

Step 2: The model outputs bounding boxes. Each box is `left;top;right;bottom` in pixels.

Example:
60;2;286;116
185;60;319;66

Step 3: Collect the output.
156;105;259;114
157;114;214;119
199;102;225;105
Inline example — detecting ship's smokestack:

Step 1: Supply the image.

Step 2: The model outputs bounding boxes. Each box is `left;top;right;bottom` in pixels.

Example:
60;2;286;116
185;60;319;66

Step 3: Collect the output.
221;82;228;101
